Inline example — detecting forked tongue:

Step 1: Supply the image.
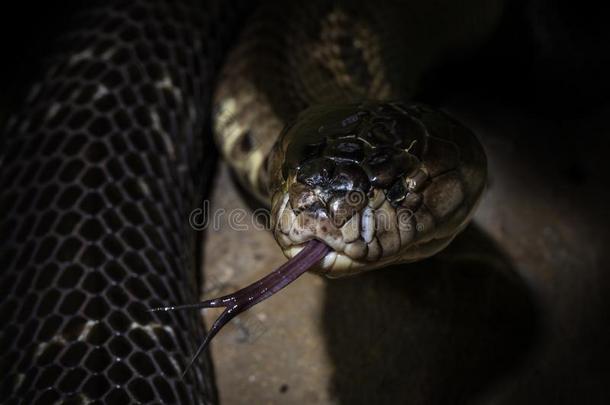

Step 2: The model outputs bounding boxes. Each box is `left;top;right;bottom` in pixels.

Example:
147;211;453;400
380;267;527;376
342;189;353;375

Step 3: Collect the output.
149;239;331;377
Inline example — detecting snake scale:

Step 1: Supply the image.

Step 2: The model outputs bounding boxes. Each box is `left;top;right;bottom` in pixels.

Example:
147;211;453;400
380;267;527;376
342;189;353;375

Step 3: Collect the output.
1;0;502;403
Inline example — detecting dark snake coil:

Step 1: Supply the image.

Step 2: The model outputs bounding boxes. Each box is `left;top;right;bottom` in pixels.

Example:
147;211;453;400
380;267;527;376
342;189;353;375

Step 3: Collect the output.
0;1;252;403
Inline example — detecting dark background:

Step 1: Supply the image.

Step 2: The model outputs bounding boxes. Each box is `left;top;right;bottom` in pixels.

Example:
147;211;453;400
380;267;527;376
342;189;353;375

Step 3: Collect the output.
3;0;610;121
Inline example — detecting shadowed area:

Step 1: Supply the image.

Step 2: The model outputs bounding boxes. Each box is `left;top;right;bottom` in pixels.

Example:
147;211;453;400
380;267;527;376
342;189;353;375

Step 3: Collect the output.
322;225;539;404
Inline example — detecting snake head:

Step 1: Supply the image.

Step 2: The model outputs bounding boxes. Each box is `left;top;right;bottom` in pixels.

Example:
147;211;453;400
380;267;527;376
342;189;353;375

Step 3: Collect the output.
157;102;487;372
268;101;487;277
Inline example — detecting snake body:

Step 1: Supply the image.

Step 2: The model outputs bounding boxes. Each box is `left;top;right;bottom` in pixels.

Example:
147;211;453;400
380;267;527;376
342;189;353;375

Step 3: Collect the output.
0;0;253;402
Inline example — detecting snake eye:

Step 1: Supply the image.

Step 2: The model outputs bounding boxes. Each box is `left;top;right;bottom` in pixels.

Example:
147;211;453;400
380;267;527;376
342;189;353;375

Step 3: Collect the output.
386;179;407;205
296;157;335;188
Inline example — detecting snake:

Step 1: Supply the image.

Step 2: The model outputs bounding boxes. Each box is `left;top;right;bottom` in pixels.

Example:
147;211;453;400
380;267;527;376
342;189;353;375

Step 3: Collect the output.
0;0;499;401
154;0;495;376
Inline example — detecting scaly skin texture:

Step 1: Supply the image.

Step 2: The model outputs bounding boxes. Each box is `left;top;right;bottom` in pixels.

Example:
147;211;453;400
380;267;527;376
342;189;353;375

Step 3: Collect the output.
0;0;253;402
213;0;498;276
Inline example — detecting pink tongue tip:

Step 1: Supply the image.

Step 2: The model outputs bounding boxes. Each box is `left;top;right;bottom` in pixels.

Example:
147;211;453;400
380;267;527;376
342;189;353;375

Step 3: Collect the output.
149;239;331;377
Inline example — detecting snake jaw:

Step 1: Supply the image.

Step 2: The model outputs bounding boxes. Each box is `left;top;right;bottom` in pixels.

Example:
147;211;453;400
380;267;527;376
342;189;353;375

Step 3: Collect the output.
272;179;414;276
272;165;483;277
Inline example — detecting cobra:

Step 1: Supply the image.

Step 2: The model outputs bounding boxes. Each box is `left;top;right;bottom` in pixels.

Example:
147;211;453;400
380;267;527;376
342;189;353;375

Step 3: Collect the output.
152;0;493;375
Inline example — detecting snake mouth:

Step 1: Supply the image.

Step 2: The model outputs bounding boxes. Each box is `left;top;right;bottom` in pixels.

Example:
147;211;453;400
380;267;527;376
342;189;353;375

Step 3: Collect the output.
271;177;432;277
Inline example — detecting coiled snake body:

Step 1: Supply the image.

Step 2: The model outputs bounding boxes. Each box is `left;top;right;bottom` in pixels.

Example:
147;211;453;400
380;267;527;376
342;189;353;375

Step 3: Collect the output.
0;0;500;402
